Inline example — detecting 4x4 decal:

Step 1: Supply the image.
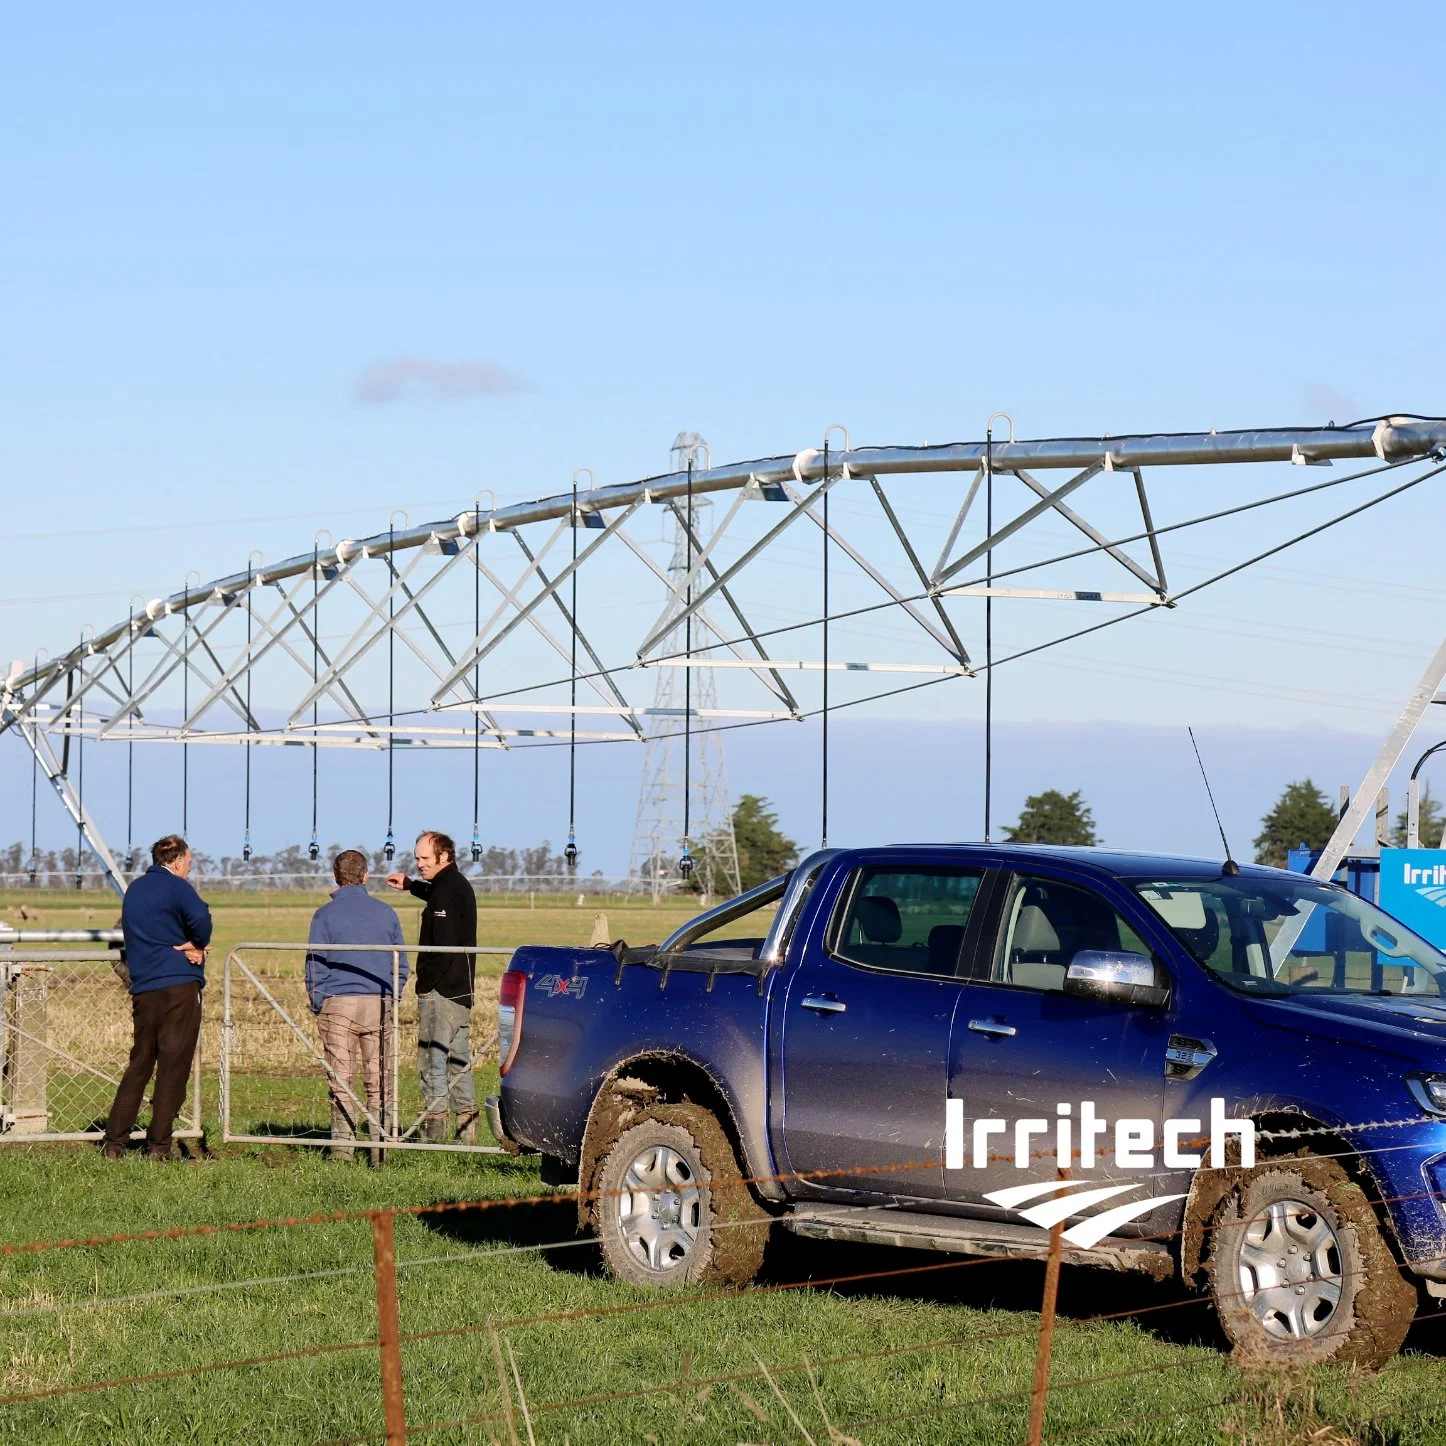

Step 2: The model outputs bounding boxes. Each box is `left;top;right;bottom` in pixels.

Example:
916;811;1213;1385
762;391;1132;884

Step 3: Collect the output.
536;973;588;999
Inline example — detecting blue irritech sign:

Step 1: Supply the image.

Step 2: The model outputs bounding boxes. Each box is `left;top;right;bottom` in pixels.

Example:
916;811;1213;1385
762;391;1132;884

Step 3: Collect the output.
1378;849;1446;950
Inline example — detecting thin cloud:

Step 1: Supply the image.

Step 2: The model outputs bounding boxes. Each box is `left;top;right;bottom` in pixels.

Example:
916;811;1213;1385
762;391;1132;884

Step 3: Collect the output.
354;356;537;406
1301;382;1361;425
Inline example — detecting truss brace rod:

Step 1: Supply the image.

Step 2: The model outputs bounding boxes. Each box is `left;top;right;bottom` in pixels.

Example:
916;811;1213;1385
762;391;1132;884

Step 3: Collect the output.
635;487;749;658
10;717;126;897
1133;469;1168;596
869;478;971;664
656;505;801;712
1011;466;1161;592
288;537;478;725
932;471;986;583
431;502;642;701
505;534;644;737
936;464;1103;584
782;478;972;667
636;476;844;660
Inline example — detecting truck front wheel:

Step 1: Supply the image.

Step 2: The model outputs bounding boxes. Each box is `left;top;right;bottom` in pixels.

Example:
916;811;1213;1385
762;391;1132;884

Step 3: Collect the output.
1205;1155;1415;1369
594;1103;769;1290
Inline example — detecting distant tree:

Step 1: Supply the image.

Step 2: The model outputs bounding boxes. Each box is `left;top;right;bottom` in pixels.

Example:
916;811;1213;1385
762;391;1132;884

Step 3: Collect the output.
1253;779;1338;868
1003;790;1098;846
1392;784;1446;848
729;794;799;890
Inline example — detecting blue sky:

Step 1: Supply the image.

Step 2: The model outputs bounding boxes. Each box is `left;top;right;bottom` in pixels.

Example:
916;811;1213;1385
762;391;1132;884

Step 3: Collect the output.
3;3;1445;861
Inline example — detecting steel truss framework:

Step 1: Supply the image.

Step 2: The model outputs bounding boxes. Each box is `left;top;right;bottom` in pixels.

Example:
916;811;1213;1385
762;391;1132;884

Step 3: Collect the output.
5;417;1446;897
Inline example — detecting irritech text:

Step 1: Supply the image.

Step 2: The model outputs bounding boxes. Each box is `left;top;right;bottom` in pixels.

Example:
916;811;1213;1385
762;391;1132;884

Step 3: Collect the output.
944;1098;1256;1171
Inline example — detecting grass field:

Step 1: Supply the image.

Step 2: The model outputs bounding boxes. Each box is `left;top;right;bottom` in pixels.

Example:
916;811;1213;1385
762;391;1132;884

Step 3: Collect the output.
3;891;1446;1442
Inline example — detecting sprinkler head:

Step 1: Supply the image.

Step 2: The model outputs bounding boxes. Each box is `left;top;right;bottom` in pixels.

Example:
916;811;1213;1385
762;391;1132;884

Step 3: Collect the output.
470;840;482;863
564;839;578;870
678;851;694;879
242;843;252;863
26;868;36;886
383;839;396;863
307;839;320;862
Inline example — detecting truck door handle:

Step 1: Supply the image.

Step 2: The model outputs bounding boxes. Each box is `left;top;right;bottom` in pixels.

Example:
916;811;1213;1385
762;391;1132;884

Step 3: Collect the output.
968;1018;1016;1038
801;996;847;1014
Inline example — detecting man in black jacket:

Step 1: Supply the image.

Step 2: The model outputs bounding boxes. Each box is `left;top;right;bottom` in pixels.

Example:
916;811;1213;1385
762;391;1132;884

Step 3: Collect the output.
387;831;478;1142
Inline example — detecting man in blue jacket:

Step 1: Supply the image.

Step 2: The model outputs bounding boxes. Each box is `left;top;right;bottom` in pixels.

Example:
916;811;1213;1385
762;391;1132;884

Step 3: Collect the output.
306;849;408;1161
103;834;212;1160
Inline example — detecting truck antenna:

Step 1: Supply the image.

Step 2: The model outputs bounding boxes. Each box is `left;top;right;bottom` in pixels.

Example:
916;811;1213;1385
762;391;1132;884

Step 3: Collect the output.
1188;727;1239;876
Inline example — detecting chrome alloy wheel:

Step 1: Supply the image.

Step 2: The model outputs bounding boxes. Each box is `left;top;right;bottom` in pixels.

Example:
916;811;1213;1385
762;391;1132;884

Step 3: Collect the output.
618;1143;703;1272
1237;1198;1343;1341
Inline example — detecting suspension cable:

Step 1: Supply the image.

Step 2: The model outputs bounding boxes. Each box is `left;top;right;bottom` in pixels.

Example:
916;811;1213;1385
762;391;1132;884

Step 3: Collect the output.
309;544;319;863
243;565;253;863
74;638;84;890
472;504;483;866
565;480;579;875
384;522;396;866
679;459;694;884
181;604;189;836
984;426;993;842
821;439;830;851
126;625;135;872
28;651;39;884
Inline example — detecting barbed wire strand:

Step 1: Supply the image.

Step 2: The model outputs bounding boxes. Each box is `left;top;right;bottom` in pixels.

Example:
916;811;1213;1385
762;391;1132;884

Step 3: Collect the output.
3;1105;1440;1260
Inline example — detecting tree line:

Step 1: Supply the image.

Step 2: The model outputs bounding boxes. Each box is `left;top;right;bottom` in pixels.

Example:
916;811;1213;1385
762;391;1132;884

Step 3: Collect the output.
998;781;1446;864
7;777;1432;894
0;839;574;886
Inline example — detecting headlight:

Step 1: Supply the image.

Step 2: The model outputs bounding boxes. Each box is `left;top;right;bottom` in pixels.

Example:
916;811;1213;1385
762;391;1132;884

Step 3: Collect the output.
1407;1075;1446;1116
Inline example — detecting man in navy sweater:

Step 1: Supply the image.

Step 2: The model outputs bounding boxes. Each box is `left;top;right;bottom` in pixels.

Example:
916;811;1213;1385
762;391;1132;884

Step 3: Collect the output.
306;849;408;1160
103;834;212;1160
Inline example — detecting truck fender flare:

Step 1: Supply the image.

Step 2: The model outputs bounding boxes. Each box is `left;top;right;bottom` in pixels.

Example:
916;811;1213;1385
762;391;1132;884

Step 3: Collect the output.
574;1051;768;1230
1179;1105;1399;1284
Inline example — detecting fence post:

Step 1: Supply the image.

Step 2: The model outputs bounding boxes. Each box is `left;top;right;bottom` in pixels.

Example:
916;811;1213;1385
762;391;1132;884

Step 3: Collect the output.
1026;1181;1068;1446
370;1211;407;1444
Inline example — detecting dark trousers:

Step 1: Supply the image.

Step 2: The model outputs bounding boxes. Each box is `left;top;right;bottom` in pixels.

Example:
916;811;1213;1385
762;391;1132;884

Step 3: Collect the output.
104;982;202;1156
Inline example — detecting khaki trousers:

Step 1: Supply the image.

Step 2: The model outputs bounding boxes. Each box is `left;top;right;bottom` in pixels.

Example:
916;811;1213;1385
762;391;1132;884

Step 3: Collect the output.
317;994;391;1154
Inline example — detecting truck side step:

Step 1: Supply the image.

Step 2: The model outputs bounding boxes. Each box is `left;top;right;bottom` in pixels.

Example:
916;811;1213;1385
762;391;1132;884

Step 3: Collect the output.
781;1204;1174;1276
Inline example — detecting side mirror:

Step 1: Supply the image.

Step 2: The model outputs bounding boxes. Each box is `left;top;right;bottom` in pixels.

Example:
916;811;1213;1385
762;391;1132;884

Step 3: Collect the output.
1064;950;1170;1009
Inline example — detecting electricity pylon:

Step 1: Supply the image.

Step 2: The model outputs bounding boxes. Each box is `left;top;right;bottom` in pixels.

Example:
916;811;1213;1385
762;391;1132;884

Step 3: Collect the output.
627;433;742;903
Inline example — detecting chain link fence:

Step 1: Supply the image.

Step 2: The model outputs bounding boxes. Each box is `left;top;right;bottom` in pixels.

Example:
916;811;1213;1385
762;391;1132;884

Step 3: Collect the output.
0;953;201;1142
220;944;505;1153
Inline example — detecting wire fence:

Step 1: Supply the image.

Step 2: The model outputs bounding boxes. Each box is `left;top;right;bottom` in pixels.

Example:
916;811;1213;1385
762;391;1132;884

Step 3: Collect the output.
0;872;678;896
1;1124;1445;1444
220;943;504;1154
0;953;201;1143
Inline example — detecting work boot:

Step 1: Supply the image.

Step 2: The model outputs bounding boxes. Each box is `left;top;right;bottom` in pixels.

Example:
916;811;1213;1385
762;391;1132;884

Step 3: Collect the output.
423;1113;447;1143
456;1112;478;1146
147;1143;174;1162
101;1140;127;1161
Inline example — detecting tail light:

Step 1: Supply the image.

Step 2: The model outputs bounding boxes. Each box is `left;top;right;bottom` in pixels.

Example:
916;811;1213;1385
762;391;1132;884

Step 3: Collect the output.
498;970;526;1077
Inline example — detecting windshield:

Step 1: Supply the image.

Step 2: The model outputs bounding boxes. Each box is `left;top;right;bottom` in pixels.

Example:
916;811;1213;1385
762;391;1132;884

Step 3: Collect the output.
1131;876;1446;998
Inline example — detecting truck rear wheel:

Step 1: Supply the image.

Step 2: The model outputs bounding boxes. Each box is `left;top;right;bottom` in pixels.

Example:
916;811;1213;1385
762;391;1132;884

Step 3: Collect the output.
1205;1155;1415;1369
594;1103;769;1290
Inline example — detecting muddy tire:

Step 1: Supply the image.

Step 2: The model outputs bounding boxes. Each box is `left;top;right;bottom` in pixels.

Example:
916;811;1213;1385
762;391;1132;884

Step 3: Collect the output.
594;1103;769;1290
1205;1155;1414;1369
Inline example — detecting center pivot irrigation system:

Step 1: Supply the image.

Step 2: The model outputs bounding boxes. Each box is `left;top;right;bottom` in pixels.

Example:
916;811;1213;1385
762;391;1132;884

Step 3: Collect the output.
5;415;1446;899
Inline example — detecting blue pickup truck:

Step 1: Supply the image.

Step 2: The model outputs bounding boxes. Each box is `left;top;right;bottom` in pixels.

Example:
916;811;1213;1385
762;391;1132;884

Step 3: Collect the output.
489;844;1446;1367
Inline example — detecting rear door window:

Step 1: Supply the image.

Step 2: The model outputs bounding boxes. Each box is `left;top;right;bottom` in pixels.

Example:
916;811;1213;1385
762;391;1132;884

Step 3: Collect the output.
832;868;985;977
